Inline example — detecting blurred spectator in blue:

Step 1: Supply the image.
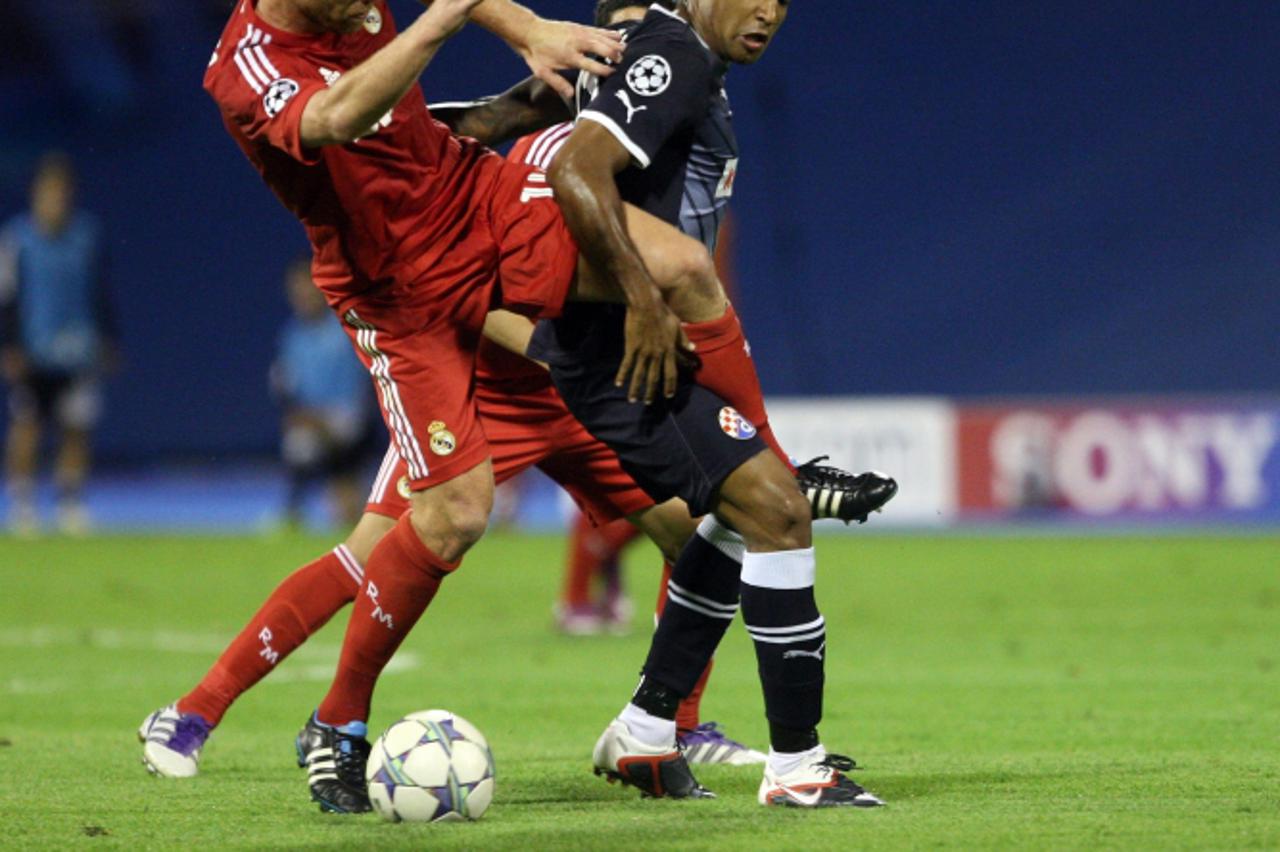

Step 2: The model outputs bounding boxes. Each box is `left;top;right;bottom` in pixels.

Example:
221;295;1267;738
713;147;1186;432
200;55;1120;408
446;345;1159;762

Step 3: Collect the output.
0;152;118;535
272;258;375;528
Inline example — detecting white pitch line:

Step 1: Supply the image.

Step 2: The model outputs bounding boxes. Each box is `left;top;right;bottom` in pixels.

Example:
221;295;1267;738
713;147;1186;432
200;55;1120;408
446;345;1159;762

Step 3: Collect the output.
0;626;420;693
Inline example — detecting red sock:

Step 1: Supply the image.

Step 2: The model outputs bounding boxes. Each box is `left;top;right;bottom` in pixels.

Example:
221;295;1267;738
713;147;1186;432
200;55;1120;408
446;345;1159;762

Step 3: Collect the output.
654;561;674;617
562;513;598;607
316;514;456;726
683;304;793;472
677;660;713;734
653;560;715;732
177;546;363;725
563;515;642;606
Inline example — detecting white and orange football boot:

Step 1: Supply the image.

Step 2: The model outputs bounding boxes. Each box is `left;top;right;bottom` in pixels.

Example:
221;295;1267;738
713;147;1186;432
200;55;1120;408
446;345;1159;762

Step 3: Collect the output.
758;749;884;808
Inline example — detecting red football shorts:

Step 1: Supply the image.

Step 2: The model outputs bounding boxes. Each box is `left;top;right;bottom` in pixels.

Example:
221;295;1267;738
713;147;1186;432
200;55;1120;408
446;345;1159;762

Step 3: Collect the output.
337;159;579;489
365;382;654;525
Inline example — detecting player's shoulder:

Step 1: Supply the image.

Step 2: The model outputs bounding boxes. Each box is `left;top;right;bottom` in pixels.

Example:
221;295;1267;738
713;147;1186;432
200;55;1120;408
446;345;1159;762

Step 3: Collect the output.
625;5;706;54
202;2;309;100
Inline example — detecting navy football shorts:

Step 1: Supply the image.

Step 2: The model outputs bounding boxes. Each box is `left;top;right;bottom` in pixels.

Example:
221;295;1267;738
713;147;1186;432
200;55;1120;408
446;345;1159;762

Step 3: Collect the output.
546;361;767;517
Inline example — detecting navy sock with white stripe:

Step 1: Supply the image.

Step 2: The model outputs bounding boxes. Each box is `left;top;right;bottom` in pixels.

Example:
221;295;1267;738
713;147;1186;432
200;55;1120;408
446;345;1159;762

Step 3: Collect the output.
740;548;825;751
639;516;743;701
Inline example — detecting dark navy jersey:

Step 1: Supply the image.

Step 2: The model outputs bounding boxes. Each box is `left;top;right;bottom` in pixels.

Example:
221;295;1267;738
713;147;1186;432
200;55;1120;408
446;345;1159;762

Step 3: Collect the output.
530;4;739;367
574;5;737;254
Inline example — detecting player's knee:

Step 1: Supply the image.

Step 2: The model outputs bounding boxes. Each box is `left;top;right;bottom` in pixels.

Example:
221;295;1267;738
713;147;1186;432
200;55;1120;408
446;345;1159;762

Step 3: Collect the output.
407;489;492;561
447;503;491;548
752;484;811;551
659;239;723;320
721;463;811;552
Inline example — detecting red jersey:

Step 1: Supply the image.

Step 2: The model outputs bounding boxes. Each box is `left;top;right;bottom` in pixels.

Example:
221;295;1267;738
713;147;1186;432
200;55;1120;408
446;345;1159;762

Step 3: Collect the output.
203;0;502;310
471;123;577;391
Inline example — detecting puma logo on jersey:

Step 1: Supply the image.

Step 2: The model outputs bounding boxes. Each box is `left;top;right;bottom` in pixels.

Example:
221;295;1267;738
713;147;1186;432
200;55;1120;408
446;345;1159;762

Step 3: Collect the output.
782;641;825;661
616;90;648;124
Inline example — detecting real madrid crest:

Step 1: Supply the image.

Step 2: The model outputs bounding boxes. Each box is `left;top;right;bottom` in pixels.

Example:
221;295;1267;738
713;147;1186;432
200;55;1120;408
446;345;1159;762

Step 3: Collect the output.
363;7;382;34
428;420;456;456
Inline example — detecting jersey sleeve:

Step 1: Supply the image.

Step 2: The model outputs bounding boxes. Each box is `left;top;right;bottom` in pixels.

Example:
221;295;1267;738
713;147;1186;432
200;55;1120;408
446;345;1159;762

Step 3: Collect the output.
577;31;712;169
204;40;327;165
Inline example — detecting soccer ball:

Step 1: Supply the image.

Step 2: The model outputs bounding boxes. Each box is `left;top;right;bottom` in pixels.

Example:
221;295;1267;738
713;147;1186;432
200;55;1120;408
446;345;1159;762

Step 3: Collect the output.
366;709;495;823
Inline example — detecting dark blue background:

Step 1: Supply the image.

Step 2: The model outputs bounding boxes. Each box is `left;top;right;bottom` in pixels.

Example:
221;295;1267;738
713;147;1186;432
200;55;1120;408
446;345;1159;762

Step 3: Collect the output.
2;0;1277;460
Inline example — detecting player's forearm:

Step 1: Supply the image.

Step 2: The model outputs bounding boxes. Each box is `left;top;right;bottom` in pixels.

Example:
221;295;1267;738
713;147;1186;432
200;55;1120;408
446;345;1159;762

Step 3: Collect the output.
469;0;539;49
300;13;457;146
433;78;569;145
547;152;662;310
482;310;537;358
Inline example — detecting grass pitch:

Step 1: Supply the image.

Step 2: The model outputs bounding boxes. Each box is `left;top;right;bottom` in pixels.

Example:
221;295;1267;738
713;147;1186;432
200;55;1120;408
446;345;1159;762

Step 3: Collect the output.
1;531;1277;849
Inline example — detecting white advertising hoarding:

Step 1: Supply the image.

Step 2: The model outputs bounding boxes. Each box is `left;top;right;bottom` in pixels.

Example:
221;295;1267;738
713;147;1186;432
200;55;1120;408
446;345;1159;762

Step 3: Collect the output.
767;397;957;525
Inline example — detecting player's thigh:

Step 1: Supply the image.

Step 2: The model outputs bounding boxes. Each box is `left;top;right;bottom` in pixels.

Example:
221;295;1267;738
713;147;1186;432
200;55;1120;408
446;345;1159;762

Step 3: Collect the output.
548;362;765;517
486;163;579;319
476;388;560;485
569;203;722;306
338;304;488;493
536;416;656;527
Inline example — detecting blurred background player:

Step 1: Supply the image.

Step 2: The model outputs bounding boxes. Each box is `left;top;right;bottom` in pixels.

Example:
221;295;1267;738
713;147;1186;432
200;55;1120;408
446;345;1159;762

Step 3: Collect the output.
272;257;376;528
555;512;638;635
0;152;117;535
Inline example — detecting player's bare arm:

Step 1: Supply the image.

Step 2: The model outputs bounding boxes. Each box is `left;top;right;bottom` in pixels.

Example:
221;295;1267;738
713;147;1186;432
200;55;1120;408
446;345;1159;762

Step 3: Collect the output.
467;0;623;99
431;77;570;146
481;310;538;360
549;121;692;405
287;0;484;146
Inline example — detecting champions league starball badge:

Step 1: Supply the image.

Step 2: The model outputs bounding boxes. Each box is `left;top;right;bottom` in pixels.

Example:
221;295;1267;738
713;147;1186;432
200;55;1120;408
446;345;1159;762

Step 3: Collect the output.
262;78;299;117
718;406;757;440
396;475;412;500
626;54;672;96
363;7;382;33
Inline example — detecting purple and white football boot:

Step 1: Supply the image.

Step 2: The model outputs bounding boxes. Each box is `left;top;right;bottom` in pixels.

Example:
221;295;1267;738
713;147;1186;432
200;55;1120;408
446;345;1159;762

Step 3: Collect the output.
138;703;213;778
678;722;767;766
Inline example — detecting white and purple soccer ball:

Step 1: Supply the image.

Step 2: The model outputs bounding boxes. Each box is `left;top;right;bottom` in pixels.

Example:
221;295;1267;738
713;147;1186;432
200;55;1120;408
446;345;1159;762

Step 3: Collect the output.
366;709;495;823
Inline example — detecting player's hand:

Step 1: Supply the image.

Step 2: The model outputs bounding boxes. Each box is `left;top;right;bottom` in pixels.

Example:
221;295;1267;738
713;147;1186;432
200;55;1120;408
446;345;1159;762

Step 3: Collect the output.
616;300;693;405
420;0;485;42
519;20;623;100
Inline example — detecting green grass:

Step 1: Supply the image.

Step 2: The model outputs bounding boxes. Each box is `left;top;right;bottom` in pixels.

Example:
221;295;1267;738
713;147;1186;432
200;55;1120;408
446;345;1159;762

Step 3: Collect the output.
1;532;1278;849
